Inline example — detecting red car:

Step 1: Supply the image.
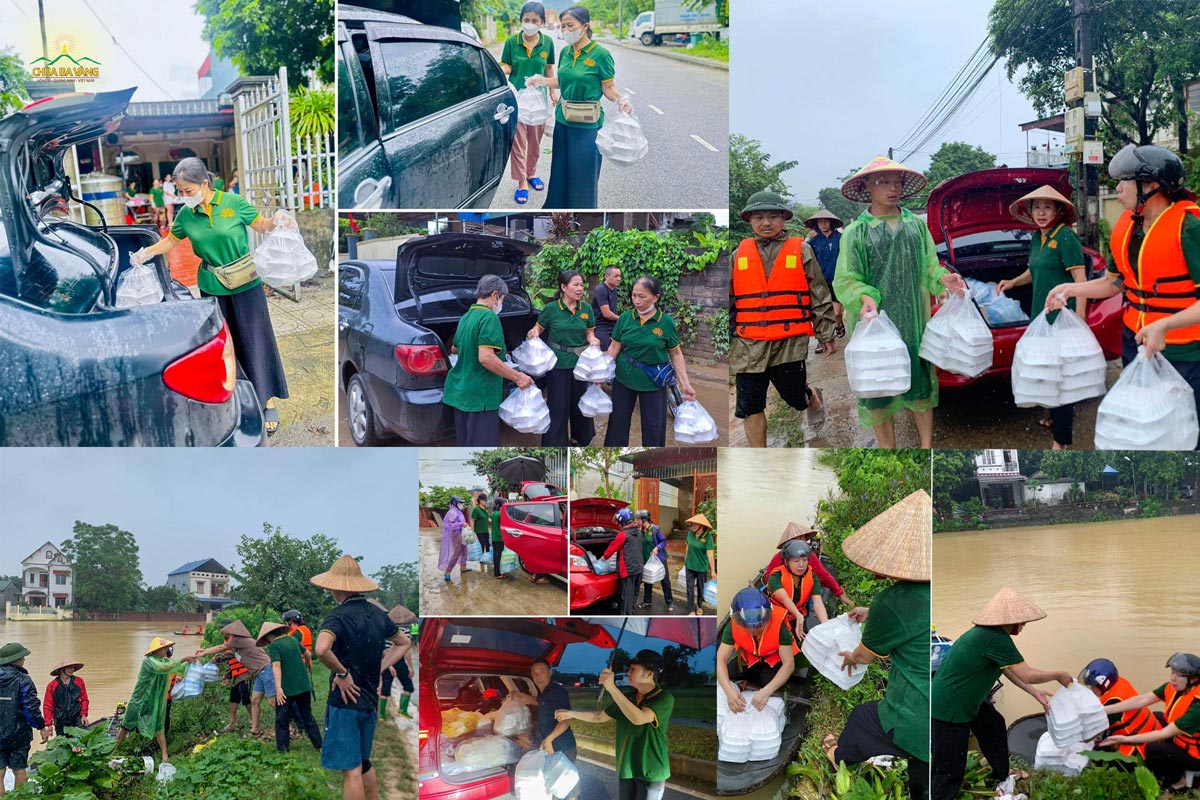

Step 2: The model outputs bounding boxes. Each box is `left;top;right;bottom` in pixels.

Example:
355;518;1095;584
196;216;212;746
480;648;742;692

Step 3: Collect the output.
498;491;568;580
418;617;614;800
925;167;1123;389
568;497;628;612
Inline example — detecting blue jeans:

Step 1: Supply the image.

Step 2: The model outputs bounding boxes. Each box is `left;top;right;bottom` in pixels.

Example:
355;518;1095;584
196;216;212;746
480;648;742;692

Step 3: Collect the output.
321;705;377;772
251;666;276;697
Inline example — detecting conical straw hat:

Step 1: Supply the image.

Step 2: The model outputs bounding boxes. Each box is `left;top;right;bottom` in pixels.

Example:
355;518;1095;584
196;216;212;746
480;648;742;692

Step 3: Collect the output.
254;621;288;647
973;586;1047;626
144;636;175;656
776;521;817;549
388;605;418;625
804;208;844;231
49;658;84;676
310;554;379;593
220;620;252;639
684;514;712;530
840;489;932;581
841;155;927;203
1009;184;1079;226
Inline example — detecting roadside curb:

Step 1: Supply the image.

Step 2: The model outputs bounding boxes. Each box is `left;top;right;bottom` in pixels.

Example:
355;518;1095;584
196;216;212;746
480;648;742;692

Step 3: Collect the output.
602;37;729;71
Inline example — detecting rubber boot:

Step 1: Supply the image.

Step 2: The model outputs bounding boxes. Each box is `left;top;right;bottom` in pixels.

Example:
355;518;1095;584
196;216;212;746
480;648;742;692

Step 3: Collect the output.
378;697;388;719
742;412;768;448
398;694;412;718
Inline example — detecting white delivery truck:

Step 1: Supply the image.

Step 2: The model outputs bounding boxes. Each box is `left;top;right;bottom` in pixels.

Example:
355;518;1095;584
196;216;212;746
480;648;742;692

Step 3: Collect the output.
630;0;719;46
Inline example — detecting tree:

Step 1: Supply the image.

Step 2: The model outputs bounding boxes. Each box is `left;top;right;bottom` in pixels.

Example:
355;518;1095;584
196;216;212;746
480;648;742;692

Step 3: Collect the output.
228;524;345;623
60;522;143;612
142;585;194;613
0;48;30;116
371;562;419;612
729;134;798;239
195;0;334;89
464;447;564;495
418;485;474;511
660;644;700;686
572;447;639;501
816;169;868;229
931;450;980;521
918;142;996;202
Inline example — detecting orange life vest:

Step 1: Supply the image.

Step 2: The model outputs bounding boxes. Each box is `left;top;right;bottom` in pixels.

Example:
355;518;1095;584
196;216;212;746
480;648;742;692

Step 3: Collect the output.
766;564;812;656
731;617;782;669
732;238;815;341
227;655;250;685
1100;677;1160;757
1113;201;1200;344
291;625;313;653
1163;682;1200;759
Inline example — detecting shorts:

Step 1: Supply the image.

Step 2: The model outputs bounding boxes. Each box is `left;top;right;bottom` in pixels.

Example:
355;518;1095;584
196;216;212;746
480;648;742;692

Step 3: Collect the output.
0;731;32;771
251;667;277;697
229;680;252;706
321;705;378;772
735;359;810;417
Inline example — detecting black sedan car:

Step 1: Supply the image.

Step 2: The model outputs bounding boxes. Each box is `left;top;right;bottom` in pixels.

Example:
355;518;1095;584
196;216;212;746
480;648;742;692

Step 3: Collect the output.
0;90;262;446
338;233;538;445
336;4;518;210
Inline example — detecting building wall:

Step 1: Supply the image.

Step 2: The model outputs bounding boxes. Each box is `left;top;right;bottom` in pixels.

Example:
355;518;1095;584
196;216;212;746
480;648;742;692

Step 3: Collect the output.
677;250;730;363
22;544;73;607
1028;481;1083;505
975;449;1021;477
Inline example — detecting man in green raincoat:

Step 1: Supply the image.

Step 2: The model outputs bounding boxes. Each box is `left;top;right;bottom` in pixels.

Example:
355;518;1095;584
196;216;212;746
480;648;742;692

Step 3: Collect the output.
115;637;195;761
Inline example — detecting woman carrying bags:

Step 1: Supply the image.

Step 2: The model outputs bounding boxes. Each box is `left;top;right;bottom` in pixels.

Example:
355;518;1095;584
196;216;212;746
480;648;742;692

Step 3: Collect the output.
603;275;697;447
998;186;1088;449
500;2;557;205
526;5;633;209
527;269;599;445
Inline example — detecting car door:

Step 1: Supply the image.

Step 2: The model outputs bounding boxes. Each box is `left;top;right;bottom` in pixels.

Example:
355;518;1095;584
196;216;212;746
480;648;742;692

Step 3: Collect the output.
337;263;369;372
503;500;566;577
336;24;394;209
365;22;515;208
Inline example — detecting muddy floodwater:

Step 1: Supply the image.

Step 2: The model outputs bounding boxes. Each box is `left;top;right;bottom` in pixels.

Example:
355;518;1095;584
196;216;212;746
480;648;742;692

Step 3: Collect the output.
933;516;1200;723
0;620;197;752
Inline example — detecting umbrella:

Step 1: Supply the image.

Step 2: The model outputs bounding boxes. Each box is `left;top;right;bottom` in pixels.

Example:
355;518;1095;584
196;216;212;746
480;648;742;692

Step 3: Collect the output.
496;455;546;485
581;616;717;668
388;605;418;625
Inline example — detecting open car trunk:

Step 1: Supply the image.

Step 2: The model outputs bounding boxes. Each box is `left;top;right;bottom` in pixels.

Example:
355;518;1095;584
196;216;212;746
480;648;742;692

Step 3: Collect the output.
407;303;537;361
940;242;1037;330
573;525;616;573
434;672;538;787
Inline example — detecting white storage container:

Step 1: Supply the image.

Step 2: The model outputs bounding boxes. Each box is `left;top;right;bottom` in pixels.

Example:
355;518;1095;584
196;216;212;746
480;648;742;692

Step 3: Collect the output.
800;615;869;691
1095;347;1199;450
845;311;911;398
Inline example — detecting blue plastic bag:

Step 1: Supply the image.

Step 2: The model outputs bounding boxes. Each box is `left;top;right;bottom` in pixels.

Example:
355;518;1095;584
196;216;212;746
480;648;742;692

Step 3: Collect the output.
703;580;718;608
983;295;1029;325
500;548;520;575
466;541;483;562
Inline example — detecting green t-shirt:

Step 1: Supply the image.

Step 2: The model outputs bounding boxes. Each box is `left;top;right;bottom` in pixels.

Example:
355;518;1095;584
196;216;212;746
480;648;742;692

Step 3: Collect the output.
1028;223;1086;323
267;633;311;697
684;529;714;572
603;688;673;781
931;625;1024;723
862;581;931;760
719;615;794;647
213;177;225;191
472;505;490;535
500;31;555;91
612;309;681;393
555;40;615;130
442;304;506;412
1107;213;1200;361
170;190;262;296
491;508;503;542
1154;683;1200;735
150;187;164;207
537;299;595;370
767;565;812;606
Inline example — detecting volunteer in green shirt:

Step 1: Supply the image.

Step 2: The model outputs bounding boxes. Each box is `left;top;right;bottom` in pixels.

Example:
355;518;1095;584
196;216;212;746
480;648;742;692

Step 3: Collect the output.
258;621;323;754
682;514;715;615
131;157;291;434
471;494;492;556
213;175;225;192
604;275;697;447
930;587;1073;800
490;499;510;581
526;5;633;209
527;269;600;446
998;186;1088;449
150;178;165;228
442;274;534;446
822;489;934;800
500;2;557;205
556;650;673;799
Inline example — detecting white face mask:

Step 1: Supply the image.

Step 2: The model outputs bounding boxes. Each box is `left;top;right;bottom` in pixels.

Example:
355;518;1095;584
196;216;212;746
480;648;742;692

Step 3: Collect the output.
181;192;204;209
521;22;540;35
562;28;583;45
494;299;504;315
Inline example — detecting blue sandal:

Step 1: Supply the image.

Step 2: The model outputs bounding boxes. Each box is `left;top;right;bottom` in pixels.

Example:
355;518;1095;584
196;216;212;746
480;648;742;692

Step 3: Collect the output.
529;178;545;191
515;189;529;205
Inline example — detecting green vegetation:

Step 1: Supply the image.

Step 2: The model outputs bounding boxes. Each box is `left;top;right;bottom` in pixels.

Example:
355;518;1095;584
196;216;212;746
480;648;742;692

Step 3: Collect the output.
62;522;145;612
465;447;565;495
418;485;475;511
196;0;334;88
289;87;335;139
0;47;30;116
685;37;728;62
228;524;344;624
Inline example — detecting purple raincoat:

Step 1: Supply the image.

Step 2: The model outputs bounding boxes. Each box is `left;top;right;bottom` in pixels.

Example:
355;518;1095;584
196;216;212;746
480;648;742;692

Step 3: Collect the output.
438;503;467;572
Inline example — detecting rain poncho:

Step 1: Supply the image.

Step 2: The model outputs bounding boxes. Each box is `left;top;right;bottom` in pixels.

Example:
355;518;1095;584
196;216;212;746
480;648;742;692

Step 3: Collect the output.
122;655;188;738
832;208;950;427
438;503;468;572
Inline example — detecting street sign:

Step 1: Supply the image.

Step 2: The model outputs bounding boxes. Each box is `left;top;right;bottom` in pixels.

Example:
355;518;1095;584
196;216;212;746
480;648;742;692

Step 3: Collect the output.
1064;107;1086;153
1083;140;1105;166
1065;67;1086;103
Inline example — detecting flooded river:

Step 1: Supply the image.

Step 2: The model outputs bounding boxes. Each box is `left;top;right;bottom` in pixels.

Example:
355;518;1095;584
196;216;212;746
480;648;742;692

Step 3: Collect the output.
933;516;1200;723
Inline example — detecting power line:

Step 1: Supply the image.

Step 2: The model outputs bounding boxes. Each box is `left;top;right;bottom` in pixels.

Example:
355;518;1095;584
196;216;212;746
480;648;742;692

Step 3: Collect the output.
8;0;28;17
79;0;177;100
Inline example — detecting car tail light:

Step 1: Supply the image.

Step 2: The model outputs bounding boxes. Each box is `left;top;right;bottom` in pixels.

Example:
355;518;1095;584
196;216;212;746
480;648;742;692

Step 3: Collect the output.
569;547;590;572
163;324;236;404
395;344;448;375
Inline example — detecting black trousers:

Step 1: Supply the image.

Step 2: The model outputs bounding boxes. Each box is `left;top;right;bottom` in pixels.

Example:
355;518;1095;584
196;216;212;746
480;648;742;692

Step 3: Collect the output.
685;568;707;613
604;381;666;447
542;368;595;446
275;689;322;754
834;701;927;800
205;285;289;407
642;564;674;608
1048;402;1076;446
620;572;642;615
735;359;810;418
931;702;1008;800
492;540;505;576
617;778;666;800
1144;737;1200;787
454;408;500;446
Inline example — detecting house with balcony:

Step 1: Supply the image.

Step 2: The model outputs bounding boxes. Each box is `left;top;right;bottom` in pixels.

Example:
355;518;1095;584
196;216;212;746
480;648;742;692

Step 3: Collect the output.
167;558;237;614
975;449;1025;509
21;542;73;608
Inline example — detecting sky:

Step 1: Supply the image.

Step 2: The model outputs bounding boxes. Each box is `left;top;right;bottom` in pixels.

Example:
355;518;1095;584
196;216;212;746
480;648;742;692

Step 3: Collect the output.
1;448;418;585
556;627;716;676
732;0;1057;204
2;0;212;102
419;448;490;490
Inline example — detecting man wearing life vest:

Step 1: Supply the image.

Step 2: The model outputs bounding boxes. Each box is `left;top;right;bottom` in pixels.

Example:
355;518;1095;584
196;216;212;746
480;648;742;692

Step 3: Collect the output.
1048;145;1200;447
716;588;796;714
284;609;314;669
1078;658;1161;758
1100;653;1200;792
601;508;645;615
195;619;275;736
766;539;829;649
731;191;837;448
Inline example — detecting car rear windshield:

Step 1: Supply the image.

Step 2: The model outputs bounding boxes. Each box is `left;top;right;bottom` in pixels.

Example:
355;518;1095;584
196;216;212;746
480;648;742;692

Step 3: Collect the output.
439;622;550;659
937;229;1033;261
416;254;518;279
377;39;488;133
507;502;558;527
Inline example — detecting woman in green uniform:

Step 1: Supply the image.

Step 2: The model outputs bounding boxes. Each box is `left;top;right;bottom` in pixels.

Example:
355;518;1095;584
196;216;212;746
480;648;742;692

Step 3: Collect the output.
115;637;196;762
604;275;697;447
527;269;599;445
500;2;557;205
556;650;673;800
998;187;1088;449
131;157;291;435
527;5;633;209
490;499;509;580
472;494;492;557
682;514;715;615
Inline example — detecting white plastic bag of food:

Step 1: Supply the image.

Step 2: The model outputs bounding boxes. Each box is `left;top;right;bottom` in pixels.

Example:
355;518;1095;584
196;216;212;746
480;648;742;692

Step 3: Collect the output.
499;387;552;434
116;262;164;307
573;345;616;382
845;311;911;398
1011;311;1062;407
673;401;719;443
578;383;613;418
444;735;525;775
596;112;648;166
512;337;558;377
641;556;666;584
1046;682;1110;746
494;694;533;737
800;614;869;691
918;293;994;377
254;221;318;288
1095;347;1199;450
1034;731;1092;777
516;86;551;127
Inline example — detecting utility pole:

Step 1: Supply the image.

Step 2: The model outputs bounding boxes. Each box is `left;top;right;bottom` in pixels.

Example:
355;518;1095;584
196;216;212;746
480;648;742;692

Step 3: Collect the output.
38;0;48;59
1072;0;1099;249
619;0;624;40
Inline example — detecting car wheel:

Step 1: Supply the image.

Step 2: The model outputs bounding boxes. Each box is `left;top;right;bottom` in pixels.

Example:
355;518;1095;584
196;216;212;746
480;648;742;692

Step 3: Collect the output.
640;33;655;46
346;374;382;446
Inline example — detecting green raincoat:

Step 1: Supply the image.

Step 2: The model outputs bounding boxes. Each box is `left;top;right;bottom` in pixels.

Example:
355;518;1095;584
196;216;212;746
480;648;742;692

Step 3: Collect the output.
833;208;950;427
122;655;188;737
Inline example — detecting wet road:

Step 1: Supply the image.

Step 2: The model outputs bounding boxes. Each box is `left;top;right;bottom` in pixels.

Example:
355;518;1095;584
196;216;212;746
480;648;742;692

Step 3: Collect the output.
572;551;706;616
576;757;715;800
590;361;730;448
418;526;568;616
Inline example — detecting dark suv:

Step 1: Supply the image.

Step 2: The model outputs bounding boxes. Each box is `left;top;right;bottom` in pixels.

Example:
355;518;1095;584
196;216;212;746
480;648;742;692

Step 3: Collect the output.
337;4;518;209
0;91;262;446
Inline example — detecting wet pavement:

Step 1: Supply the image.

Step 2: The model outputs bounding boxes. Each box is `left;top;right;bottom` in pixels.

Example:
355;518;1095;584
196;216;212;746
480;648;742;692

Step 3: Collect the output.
572;551;712;616
419;526;568;616
576;757;715;800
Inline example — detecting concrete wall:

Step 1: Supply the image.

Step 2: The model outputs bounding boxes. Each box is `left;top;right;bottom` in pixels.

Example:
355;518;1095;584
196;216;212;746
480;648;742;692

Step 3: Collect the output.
677;250;730;363
5;603;72;621
1027;481;1082;504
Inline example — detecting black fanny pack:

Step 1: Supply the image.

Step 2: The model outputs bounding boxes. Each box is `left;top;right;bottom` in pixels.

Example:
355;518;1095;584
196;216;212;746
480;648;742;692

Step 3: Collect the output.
621;352;676;388
547;341;587;355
